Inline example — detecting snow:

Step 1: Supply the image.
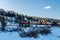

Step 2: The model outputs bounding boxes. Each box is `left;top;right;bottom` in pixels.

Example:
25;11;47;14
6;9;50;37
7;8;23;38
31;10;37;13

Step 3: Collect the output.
0;26;60;40
51;27;60;36
0;32;20;40
5;22;19;31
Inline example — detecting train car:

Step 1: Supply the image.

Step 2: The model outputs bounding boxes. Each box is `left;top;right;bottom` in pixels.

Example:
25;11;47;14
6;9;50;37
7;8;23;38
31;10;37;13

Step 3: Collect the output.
57;22;60;26
42;21;48;25
31;22;41;25
21;21;29;24
20;20;30;27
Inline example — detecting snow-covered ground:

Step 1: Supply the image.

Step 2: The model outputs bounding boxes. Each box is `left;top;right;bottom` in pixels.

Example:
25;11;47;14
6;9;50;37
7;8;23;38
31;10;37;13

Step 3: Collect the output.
0;26;60;40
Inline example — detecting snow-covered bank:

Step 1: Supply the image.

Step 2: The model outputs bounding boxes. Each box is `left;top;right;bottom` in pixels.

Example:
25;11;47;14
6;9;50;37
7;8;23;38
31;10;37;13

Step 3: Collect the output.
0;32;20;40
0;27;60;40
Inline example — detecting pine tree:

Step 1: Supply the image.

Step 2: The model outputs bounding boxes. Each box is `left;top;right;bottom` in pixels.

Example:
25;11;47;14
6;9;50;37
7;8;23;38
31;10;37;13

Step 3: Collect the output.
1;16;6;31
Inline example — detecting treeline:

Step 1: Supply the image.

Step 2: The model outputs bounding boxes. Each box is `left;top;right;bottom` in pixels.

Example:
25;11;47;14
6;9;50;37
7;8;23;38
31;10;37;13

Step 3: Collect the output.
0;9;42;22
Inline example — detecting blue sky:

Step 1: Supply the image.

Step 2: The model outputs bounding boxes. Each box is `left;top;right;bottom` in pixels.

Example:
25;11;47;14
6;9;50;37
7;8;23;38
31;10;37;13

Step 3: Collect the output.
0;0;60;19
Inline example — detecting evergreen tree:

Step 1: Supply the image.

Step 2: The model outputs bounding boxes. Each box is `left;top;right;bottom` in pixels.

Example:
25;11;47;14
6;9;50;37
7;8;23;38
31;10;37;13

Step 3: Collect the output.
0;9;6;16
7;11;15;17
1;16;6;31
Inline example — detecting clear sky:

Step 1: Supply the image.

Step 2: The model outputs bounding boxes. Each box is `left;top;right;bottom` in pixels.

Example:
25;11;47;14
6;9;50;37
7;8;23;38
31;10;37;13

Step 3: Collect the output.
0;0;60;19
